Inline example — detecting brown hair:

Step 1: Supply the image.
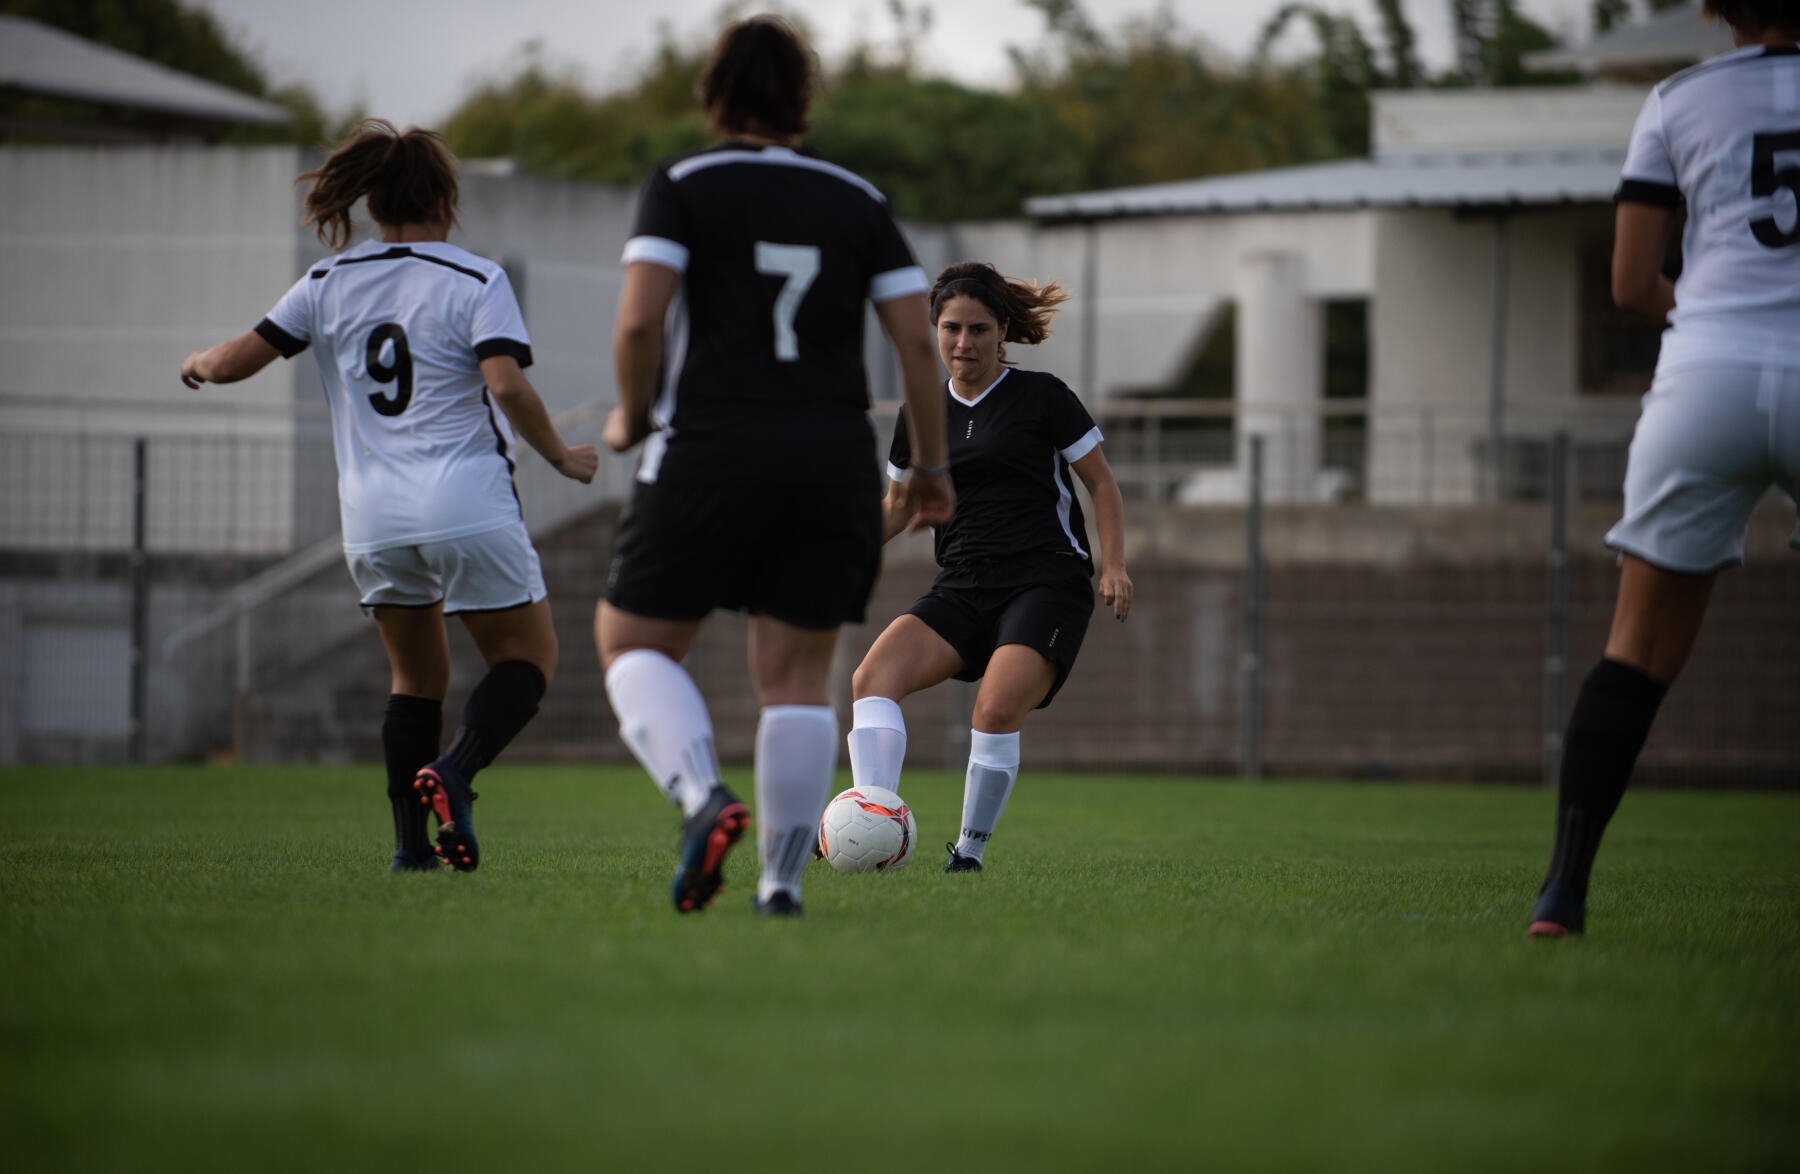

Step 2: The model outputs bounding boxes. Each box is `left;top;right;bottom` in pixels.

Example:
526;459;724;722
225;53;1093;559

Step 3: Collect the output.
929;262;1072;365
701;16;815;137
1702;1;1800;35
299;119;460;250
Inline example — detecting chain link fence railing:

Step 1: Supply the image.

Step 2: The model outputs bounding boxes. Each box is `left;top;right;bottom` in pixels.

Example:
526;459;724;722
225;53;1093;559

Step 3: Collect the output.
3;398;1795;782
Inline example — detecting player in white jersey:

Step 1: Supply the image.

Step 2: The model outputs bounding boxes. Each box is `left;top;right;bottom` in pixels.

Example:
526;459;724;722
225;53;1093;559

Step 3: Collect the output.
179;121;598;875
1529;0;1800;938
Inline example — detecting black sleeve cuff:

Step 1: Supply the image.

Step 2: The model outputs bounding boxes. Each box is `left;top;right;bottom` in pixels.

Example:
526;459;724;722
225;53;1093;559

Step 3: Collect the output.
474;338;534;369
1616;179;1680;207
253;318;309;358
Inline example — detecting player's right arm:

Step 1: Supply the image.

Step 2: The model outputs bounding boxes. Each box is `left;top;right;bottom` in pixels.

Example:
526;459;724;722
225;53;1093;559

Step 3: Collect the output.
1612;203;1677;322
880;478;917;542
1612;87;1679;324
875;291;953;532
180;332;281;388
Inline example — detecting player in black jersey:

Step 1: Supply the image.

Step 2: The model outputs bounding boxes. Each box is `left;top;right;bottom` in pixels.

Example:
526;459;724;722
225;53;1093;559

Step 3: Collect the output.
597;16;954;917
847;262;1132;872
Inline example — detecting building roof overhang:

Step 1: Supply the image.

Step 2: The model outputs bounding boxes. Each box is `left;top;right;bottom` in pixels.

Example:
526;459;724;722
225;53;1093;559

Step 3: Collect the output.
1024;147;1626;224
0;15;290;127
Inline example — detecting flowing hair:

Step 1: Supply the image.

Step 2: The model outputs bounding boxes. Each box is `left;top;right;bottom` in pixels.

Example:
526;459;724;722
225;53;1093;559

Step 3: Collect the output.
299;119;460;250
1702;0;1800;34
929;261;1072;365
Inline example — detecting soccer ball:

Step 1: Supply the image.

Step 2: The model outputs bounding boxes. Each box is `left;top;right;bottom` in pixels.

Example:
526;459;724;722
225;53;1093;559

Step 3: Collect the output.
818;786;917;873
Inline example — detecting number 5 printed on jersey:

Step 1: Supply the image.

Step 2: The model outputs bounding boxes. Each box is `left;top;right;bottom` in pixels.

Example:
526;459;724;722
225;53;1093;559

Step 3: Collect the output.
755;242;820;362
366;323;413;416
1750;130;1800;249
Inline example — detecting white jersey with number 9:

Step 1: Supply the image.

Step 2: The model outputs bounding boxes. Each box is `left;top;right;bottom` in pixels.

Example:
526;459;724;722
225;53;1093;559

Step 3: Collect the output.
255;238;535;555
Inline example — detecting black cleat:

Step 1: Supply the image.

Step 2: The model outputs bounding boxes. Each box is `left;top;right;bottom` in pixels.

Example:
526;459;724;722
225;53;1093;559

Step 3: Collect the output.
944;841;983;873
414;760;479;872
389;850;441;873
754;891;803;917
672;786;750;913
1527;881;1585;939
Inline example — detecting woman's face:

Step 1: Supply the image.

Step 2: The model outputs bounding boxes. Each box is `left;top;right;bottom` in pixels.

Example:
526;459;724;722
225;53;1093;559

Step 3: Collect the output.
936;295;1003;385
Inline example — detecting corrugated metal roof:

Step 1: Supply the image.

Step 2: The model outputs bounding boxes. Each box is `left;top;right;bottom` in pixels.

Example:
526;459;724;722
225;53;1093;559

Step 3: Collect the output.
1524;2;1733;72
1024;147;1626;222
0;15;290;126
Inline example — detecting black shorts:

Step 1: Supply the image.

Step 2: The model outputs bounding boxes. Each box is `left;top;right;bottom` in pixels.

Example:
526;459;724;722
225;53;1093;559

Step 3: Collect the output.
907;569;1095;708
605;474;882;630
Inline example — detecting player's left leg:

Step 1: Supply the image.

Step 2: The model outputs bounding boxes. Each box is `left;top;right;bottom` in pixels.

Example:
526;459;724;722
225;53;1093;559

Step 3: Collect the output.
747;615;842;916
370;604;451;871
1530;556;1714;937
409;598;557;871
948;644;1056;872
407;527;558;872
949;576;1093;871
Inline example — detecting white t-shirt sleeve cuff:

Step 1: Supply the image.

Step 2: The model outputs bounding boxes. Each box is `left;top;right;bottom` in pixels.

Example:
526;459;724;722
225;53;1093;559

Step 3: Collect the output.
869;265;930;303
621;235;690;273
1060;426;1102;463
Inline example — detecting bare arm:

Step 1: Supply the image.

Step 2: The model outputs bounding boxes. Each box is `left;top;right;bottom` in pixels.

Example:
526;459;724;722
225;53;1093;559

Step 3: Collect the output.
879;479;916;543
1612;202;1677;323
606;261;679;453
874;292;954;530
1072;445;1133;620
480;355;598;483
180;332;280;388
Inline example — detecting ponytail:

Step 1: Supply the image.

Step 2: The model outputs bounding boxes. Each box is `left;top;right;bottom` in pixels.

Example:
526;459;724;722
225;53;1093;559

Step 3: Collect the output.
929;261;1071;365
299;119;460;250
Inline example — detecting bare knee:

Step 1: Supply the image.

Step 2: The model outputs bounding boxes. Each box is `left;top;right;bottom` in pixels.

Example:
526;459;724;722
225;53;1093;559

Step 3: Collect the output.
851;659;890;701
970;697;1030;734
390;666;449;701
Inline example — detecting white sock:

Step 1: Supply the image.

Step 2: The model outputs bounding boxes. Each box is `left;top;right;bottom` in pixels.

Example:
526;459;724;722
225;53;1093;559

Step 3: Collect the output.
847;696;907;795
603;649;720;818
755;705;839;903
956;729;1020;863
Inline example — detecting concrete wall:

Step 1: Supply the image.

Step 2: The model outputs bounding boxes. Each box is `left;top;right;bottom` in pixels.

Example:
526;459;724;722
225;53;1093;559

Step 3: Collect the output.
1368;204;1638;504
906;211;1374;403
236;500;1800;785
0;145;312;553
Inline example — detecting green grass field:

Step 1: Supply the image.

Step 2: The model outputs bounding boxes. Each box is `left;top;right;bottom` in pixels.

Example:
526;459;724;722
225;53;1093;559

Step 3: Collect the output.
3;766;1796;1172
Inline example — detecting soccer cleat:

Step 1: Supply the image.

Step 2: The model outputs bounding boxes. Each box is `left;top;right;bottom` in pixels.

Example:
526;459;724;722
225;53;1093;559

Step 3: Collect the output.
389;850;441;873
414;760;479;873
754;891;803;918
1527;881;1585;938
943;841;983;873
672;785;750;913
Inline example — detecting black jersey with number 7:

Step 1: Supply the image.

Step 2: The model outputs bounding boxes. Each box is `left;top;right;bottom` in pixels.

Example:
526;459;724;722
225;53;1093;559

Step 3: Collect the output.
621;142;929;485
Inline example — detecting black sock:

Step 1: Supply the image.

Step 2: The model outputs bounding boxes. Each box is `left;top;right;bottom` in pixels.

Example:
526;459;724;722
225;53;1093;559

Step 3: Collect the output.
1542;657;1667;904
445;660;547;780
383;693;443;859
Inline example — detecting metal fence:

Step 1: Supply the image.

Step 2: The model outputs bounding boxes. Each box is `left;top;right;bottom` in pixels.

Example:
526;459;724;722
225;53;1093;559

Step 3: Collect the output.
3;398;1795;782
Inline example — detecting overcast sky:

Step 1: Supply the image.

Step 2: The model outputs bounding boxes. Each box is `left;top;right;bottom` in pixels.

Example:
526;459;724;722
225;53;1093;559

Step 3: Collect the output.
192;0;1607;129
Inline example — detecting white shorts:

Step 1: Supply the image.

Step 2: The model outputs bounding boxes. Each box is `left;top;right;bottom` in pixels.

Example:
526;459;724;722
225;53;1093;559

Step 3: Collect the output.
347;522;547;614
1606;361;1800;575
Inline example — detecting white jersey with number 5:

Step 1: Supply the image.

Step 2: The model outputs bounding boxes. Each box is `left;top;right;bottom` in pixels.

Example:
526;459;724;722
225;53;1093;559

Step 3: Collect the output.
254;239;533;555
1618;44;1800;369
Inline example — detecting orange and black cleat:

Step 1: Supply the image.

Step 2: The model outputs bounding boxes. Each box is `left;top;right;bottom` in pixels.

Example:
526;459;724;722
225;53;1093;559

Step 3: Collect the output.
672;785;749;913
1526;882;1584;939
414;760;480;873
